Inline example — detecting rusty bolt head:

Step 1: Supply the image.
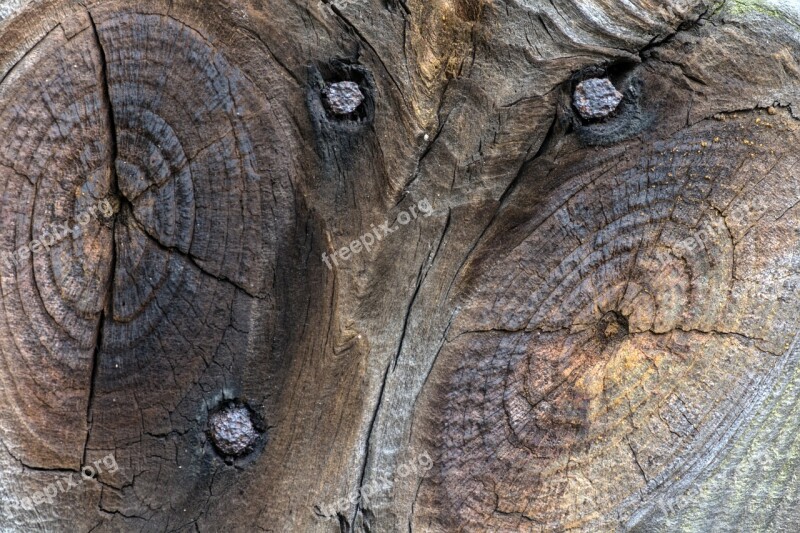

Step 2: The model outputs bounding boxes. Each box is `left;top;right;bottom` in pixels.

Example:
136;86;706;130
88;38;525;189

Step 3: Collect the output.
322;81;365;115
208;403;259;457
573;78;624;120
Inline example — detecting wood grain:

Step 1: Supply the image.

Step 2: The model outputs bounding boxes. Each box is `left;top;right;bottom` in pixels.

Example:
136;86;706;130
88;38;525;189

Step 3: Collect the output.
0;0;799;531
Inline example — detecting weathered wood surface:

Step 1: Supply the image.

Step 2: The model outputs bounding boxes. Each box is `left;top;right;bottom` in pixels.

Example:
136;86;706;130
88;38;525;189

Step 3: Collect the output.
0;0;799;531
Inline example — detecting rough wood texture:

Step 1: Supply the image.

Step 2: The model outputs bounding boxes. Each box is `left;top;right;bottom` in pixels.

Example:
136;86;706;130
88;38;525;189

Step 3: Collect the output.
0;0;799;531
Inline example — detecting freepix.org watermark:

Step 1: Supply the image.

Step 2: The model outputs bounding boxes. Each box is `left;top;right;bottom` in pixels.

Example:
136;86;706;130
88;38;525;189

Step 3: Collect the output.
315;450;433;520
2;196;117;271
322;199;433;270
4;453;118;513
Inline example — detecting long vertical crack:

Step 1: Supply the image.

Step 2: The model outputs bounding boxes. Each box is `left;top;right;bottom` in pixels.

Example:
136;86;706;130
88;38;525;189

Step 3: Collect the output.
84;10;119;463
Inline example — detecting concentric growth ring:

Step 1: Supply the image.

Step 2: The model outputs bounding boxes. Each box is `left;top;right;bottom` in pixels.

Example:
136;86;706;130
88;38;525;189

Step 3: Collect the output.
0;7;292;479
418;112;800;530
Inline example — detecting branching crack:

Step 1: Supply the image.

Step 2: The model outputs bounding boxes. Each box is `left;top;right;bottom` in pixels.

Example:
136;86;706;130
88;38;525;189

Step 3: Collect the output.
125;207;265;299
637;0;723;61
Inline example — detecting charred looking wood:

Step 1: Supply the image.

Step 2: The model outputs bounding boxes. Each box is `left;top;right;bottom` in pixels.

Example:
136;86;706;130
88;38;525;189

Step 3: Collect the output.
306;59;376;130
568;62;652;146
1;0;800;532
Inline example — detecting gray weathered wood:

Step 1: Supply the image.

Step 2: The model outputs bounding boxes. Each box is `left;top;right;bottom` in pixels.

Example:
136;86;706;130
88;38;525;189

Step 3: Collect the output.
0;0;799;531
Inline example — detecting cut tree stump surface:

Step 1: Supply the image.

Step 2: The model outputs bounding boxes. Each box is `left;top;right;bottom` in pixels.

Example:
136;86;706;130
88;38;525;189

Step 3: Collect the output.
0;0;799;531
